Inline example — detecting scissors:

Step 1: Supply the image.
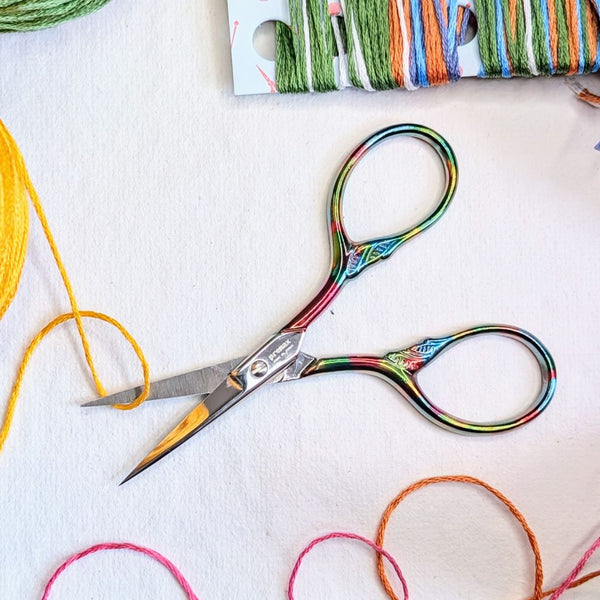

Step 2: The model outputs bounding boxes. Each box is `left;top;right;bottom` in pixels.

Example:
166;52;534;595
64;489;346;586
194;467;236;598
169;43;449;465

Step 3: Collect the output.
85;124;557;484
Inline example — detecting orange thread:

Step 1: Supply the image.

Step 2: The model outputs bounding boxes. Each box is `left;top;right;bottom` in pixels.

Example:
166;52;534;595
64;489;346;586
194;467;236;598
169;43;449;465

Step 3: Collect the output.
455;5;465;39
509;0;519;37
564;0;581;73
389;0;405;86
547;0;560;69
375;475;600;599
403;0;413;69
578;86;600;104
422;0;450;84
375;475;544;600
585;0;598;66
531;570;600;599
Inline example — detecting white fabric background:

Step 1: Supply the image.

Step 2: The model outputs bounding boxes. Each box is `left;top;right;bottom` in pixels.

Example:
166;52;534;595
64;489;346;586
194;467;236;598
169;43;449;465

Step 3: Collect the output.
0;1;598;598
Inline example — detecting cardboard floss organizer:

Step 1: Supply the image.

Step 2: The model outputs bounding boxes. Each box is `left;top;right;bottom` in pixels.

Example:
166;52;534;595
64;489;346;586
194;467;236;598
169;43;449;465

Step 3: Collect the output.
227;0;484;95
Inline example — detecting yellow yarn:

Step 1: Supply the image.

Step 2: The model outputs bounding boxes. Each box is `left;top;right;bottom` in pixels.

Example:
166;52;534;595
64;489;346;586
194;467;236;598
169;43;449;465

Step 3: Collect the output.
0;118;150;455
0;122;29;322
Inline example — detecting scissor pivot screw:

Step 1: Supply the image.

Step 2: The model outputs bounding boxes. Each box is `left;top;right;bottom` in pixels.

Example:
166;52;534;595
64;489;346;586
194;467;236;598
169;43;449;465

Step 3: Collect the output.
251;360;268;378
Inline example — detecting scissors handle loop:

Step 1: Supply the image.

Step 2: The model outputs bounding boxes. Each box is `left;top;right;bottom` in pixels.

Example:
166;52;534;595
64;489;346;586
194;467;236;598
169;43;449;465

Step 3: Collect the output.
306;325;556;434
285;124;458;332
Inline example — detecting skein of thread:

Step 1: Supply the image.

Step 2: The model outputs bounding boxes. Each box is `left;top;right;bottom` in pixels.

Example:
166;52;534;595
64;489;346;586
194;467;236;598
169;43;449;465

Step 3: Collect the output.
0;0;112;32
0;117;150;456
0;120;28;321
276;0;600;93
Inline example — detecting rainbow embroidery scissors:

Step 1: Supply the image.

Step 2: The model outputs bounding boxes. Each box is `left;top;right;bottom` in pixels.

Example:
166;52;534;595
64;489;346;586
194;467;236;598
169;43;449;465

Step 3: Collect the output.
85;124;557;483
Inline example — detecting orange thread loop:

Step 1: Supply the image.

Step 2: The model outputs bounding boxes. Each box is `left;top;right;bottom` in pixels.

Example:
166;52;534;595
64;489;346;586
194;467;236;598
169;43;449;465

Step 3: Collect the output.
375;475;600;599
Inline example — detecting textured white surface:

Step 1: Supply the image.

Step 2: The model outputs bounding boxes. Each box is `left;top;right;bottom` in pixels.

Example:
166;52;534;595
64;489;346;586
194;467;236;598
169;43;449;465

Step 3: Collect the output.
0;1;599;598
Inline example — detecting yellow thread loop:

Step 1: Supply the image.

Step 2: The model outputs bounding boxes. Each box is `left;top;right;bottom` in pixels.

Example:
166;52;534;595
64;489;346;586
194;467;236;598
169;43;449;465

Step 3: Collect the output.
0;311;150;453
0;118;150;454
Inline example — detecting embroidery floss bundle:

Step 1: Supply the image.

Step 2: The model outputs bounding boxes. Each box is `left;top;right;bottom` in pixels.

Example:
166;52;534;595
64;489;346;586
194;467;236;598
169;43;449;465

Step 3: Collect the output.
0;118;150;456
227;0;600;93
275;0;467;92
276;0;600;92
0;0;112;32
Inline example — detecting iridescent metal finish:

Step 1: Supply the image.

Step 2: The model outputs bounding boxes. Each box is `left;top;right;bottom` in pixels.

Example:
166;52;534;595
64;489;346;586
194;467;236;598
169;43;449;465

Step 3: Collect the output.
116;124;459;483
304;325;557;434
283;124;457;331
93;325;556;447
96;125;556;484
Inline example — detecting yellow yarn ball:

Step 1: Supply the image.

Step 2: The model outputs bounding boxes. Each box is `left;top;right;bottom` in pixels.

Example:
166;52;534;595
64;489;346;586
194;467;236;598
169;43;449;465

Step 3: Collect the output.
0;121;29;321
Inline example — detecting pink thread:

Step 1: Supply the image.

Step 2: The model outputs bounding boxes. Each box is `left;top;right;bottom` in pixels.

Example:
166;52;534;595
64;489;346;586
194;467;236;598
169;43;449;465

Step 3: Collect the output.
328;2;342;16
287;531;408;599
41;542;199;600
36;533;600;598
549;535;600;599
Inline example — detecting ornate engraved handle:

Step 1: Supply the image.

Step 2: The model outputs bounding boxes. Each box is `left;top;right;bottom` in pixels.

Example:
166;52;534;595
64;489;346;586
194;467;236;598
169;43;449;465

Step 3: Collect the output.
304;325;556;434
284;124;458;332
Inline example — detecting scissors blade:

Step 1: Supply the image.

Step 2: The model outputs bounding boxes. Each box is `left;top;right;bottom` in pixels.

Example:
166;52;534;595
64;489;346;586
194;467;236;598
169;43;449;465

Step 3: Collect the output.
120;376;242;485
121;331;306;484
81;357;243;407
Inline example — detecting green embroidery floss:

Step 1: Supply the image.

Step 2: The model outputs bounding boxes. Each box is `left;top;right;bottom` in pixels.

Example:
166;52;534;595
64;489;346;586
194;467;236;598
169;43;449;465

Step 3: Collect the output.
0;0;112;33
273;0;600;93
307;0;338;91
351;0;396;90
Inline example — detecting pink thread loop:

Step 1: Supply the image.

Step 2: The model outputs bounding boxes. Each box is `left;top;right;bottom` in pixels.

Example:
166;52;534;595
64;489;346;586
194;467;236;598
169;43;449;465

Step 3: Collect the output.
287;531;408;600
36;526;600;599
41;542;199;600
549;535;600;600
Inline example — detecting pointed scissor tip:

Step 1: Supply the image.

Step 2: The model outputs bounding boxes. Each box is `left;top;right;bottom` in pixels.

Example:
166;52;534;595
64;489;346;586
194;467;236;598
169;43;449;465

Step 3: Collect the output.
118;401;214;485
119;472;135;486
81;397;110;407
119;447;165;485
119;462;148;486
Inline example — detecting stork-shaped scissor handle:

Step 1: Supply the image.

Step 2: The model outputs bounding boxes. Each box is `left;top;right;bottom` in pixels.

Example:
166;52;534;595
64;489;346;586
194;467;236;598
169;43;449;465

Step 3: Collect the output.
284;124;457;331
302;325;556;434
